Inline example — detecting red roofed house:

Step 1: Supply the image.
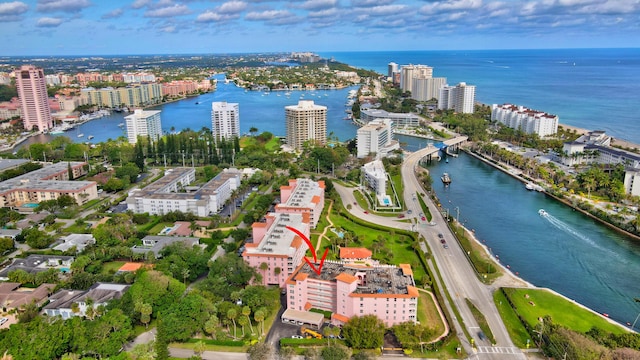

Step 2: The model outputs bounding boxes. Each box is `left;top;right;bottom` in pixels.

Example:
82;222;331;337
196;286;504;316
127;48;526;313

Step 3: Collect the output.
339;247;373;261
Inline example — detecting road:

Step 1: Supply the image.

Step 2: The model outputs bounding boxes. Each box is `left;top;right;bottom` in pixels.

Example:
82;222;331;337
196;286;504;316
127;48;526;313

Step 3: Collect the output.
334;147;528;359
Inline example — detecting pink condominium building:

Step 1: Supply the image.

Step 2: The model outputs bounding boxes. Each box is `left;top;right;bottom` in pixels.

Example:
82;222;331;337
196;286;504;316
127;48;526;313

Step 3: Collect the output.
15;65;53;132
276;179;325;228
243;212;311;287
286;262;419;327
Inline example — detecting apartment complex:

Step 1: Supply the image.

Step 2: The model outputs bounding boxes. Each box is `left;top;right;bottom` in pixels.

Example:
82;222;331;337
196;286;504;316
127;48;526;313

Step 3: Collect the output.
285;100;327;150
439;82;476;114
126;167;240;216
360;109;420;128
286;262;418;327
0;161;97;208
125;109;163;144
243;212;311;287
411;77;447;102
356;118;400;159
211;102;240;142
162;80;212;97
15;65;53;132
399;65;432;92
276;178;325;228
491;103;558;137
81;83;163;108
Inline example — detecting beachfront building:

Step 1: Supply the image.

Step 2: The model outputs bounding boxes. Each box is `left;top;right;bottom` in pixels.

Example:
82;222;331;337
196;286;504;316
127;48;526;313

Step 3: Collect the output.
125;109;162;144
211;101;240;142
44;283;130;319
81;83;163;108
285;261;418;327
356;118;400;159
491;103;558;137
0;161;97;208
15;65;53;132
126;167;241;216
439;82;476;114
399;64;432;93
387;62;398;79
243;212;310;287
285;100;327;150
360;109;420;128
411;76;447;102
361;160;393;206
276;178;325;228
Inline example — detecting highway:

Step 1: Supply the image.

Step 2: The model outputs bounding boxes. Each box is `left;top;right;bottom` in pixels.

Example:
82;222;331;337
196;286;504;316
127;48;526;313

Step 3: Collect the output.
335;146;528;359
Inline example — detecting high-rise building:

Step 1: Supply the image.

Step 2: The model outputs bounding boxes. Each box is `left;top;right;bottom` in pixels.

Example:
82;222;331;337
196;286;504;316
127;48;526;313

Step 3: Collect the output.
411;77;447;102
439;82;476;114
211;101;240;142
124;109;162;144
285;100;327;150
15;65;53;132
387;62;398;78
491;104;558;137
356;118;400;158
400;64;432;93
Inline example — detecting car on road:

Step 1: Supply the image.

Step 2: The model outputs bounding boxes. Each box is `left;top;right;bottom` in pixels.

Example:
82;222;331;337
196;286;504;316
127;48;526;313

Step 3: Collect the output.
397;214;405;218
438;233;444;239
407;210;412;214
443;244;449;249
291;335;304;339
421;216;426;221
363;211;369;214
353;202;357;205
477;331;487;341
440;238;446;244
0;318;7;326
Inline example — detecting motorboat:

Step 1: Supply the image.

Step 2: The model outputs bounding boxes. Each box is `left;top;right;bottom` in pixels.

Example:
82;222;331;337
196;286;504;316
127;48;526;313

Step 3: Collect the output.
441;173;451;185
526;183;535;190
77;133;84;138
88;135;94;140
538;209;548;217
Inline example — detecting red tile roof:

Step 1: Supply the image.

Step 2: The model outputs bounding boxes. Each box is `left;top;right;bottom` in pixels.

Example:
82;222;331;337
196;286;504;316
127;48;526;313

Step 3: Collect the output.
339;247;372;259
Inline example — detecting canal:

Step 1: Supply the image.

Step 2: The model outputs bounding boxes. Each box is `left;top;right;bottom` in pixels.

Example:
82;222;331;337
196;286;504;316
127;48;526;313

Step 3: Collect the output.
423;150;640;329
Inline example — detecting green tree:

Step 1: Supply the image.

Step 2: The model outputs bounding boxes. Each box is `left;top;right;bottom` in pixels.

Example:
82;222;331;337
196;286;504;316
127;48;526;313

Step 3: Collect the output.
321;343;351;360
342;315;385;349
227;308;238;339
247;342;274;360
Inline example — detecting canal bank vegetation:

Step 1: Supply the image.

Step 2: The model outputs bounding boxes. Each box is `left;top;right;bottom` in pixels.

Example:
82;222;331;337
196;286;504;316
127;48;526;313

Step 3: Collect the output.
498;288;640;358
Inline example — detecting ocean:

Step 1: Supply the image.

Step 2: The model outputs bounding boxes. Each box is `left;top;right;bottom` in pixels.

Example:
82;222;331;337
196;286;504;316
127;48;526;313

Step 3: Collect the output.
322;48;640;144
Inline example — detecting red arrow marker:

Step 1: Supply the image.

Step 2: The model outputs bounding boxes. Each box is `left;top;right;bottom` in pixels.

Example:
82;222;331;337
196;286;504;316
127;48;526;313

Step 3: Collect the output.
286;225;328;275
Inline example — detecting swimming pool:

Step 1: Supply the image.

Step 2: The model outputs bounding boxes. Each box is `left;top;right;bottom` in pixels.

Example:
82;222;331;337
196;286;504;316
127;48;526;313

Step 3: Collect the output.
22;203;39;208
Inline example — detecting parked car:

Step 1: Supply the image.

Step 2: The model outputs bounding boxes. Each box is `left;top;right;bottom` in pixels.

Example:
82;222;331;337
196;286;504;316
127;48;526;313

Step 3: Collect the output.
397;214;405;218
0;318;7;326
291;335;304;339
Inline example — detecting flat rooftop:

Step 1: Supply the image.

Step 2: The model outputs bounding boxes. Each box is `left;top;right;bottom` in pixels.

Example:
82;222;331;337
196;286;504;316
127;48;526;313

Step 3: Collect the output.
0;161;93;193
131;167;240;200
282;178;322;208
245;213;305;256
0;159;29;172
294;261;415;296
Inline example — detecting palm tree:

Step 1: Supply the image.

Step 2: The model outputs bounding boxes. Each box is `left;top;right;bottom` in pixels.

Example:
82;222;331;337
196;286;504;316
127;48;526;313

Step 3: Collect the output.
238;316;248;337
249;127;258;137
227;308;238;339
204;315;219;339
254;309;265;337
242;306;255;334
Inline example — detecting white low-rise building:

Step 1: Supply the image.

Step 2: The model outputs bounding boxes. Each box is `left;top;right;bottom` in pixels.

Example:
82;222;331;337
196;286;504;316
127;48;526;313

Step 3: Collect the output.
126;167;240;216
361;160;391;206
275;178;325;228
356;118;400;159
360;109;420;128
492;103;558;137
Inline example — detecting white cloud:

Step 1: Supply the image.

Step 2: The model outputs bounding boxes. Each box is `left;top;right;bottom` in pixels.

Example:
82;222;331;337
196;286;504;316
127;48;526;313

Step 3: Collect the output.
299;0;337;11
245;9;292;21
162;25;175;32
365;4;408;16
351;0;395;7
36;16;64;26
144;3;190;17
36;0;90;13
217;0;246;14
0;1;28;15
420;0;482;14
131;0;150;9
101;8;123;19
308;7;339;18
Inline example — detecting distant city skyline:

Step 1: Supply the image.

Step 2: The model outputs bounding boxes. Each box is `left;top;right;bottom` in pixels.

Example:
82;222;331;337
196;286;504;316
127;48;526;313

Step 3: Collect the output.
0;0;638;56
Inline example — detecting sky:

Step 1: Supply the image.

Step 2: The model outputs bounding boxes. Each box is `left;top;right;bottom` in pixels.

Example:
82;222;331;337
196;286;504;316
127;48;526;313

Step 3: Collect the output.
0;0;639;56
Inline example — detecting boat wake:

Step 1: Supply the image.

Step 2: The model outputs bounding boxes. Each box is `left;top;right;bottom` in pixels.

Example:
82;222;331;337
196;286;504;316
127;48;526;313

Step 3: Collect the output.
539;209;614;255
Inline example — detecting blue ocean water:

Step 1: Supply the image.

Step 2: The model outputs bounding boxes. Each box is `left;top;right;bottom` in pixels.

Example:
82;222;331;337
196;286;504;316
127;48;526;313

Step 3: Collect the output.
322;48;640;144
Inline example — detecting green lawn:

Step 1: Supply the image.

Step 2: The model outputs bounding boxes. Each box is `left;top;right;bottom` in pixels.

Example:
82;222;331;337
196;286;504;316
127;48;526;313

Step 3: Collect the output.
502;288;627;334
493;289;530;348
101;261;126;275
418;292;445;341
